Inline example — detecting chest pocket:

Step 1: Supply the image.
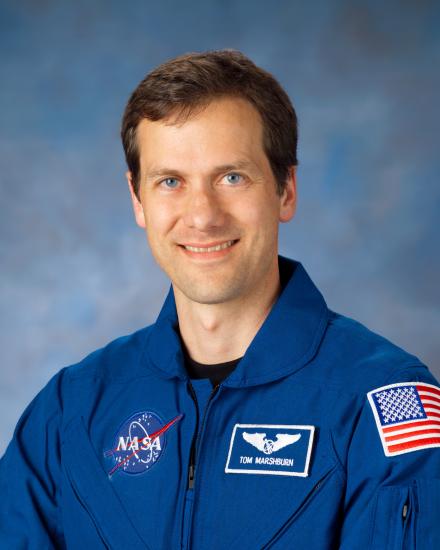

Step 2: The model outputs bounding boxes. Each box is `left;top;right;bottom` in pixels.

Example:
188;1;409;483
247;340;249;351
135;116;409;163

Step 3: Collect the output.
261;463;346;549
62;416;150;550
369;484;415;550
370;479;440;550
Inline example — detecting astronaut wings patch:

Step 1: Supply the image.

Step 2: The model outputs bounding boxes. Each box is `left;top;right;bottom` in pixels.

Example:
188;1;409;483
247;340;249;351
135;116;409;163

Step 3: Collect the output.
367;381;440;457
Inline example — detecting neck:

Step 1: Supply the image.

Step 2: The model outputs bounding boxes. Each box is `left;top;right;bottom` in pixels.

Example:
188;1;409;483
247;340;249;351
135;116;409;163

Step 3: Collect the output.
174;261;282;364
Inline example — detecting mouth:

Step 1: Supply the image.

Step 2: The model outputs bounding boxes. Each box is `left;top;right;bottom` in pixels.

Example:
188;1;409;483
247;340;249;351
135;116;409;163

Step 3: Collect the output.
178;239;240;259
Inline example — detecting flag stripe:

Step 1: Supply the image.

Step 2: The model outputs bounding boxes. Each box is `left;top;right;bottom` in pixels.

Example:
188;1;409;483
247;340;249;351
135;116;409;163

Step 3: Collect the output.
416;384;440;398
424;410;440;418
421;400;440;410
383;418;440;433
384;423;440;437
388;437;440;453
385;428;440;443
419;394;440;405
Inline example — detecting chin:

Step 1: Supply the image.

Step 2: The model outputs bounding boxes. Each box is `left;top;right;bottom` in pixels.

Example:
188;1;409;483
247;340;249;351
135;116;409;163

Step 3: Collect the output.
179;282;241;306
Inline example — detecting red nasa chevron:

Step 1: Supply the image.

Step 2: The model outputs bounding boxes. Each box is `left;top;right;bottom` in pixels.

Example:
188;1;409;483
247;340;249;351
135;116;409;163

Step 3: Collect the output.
367;381;440;457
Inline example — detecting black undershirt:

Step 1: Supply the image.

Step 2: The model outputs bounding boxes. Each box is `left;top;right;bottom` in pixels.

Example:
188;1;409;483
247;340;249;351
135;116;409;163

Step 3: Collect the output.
180;337;242;387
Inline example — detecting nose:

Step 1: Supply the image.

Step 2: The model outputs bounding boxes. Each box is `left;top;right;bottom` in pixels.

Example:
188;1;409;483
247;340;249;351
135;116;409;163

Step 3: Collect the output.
182;183;226;231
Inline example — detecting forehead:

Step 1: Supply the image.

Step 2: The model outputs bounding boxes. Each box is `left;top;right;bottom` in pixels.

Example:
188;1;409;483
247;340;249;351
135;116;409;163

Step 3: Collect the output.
135;96;267;170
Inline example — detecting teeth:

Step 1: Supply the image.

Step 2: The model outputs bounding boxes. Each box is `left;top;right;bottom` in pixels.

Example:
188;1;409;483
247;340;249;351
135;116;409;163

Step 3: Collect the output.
184;240;235;253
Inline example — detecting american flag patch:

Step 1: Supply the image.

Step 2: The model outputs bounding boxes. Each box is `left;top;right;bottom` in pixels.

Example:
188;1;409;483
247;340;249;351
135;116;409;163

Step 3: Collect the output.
367;381;440;457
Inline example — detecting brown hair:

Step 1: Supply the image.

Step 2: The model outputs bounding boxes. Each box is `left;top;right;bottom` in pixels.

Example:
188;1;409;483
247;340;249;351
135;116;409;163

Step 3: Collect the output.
121;49;298;200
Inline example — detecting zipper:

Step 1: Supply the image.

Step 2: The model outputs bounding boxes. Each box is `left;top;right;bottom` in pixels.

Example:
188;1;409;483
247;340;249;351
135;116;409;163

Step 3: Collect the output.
187;381;220;489
187;381;199;490
181;381;221;549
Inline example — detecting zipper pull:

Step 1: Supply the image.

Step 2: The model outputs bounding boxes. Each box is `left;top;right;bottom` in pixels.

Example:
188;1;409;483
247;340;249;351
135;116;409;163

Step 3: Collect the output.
402;503;408;521
188;461;195;489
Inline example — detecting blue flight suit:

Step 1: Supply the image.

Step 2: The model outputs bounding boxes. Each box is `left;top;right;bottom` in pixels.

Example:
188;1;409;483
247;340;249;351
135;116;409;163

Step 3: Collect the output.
1;255;439;549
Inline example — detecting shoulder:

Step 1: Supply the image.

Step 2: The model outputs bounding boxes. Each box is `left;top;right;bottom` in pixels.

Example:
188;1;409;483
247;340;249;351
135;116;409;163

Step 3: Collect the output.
313;308;436;395
24;323;155;417
63;323;154;384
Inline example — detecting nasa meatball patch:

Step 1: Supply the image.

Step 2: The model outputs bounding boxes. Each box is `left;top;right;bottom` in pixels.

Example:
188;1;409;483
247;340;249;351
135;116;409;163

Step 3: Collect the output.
104;410;183;477
225;423;315;477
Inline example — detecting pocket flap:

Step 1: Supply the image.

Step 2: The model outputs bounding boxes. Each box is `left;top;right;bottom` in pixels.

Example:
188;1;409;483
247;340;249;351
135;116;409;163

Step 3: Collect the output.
261;462;344;549
62;416;150;550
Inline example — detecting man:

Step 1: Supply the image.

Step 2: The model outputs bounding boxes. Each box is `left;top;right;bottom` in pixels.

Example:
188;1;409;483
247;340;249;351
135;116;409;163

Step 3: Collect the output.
1;49;439;549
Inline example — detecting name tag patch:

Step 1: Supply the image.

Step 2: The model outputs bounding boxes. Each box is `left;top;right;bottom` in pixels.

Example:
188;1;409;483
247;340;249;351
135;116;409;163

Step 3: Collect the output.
225;423;315;477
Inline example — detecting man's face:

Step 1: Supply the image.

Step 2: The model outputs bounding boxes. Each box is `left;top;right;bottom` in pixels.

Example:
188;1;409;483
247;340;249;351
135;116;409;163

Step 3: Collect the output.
127;96;296;306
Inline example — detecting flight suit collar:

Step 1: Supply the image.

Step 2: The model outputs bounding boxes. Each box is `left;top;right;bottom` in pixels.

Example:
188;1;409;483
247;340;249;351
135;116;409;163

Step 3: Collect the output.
143;254;330;388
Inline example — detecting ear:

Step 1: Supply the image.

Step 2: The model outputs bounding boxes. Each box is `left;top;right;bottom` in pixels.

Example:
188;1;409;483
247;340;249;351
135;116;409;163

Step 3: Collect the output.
279;165;297;223
126;171;146;229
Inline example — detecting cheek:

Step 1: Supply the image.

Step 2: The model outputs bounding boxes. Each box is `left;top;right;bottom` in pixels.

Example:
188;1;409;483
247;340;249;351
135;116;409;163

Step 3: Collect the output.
239;197;278;228
144;200;178;233
232;193;263;221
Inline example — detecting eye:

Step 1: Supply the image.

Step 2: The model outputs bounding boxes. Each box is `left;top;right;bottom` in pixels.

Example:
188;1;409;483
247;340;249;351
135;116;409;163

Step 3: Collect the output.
159;177;180;189
224;173;244;185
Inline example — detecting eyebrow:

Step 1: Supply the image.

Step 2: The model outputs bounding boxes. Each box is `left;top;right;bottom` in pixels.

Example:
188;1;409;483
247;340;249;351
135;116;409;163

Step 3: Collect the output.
145;160;258;181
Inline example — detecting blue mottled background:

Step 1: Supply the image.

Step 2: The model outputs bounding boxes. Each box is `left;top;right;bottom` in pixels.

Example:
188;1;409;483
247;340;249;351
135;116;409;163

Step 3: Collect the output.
1;0;439;453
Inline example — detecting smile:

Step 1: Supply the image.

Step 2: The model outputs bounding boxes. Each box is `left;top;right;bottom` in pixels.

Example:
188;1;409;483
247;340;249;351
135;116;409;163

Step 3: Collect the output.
183;240;237;253
178;239;239;260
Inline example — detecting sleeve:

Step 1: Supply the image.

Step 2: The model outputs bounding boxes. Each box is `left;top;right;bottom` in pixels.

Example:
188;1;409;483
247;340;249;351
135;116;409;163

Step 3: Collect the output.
338;364;440;550
0;371;65;549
